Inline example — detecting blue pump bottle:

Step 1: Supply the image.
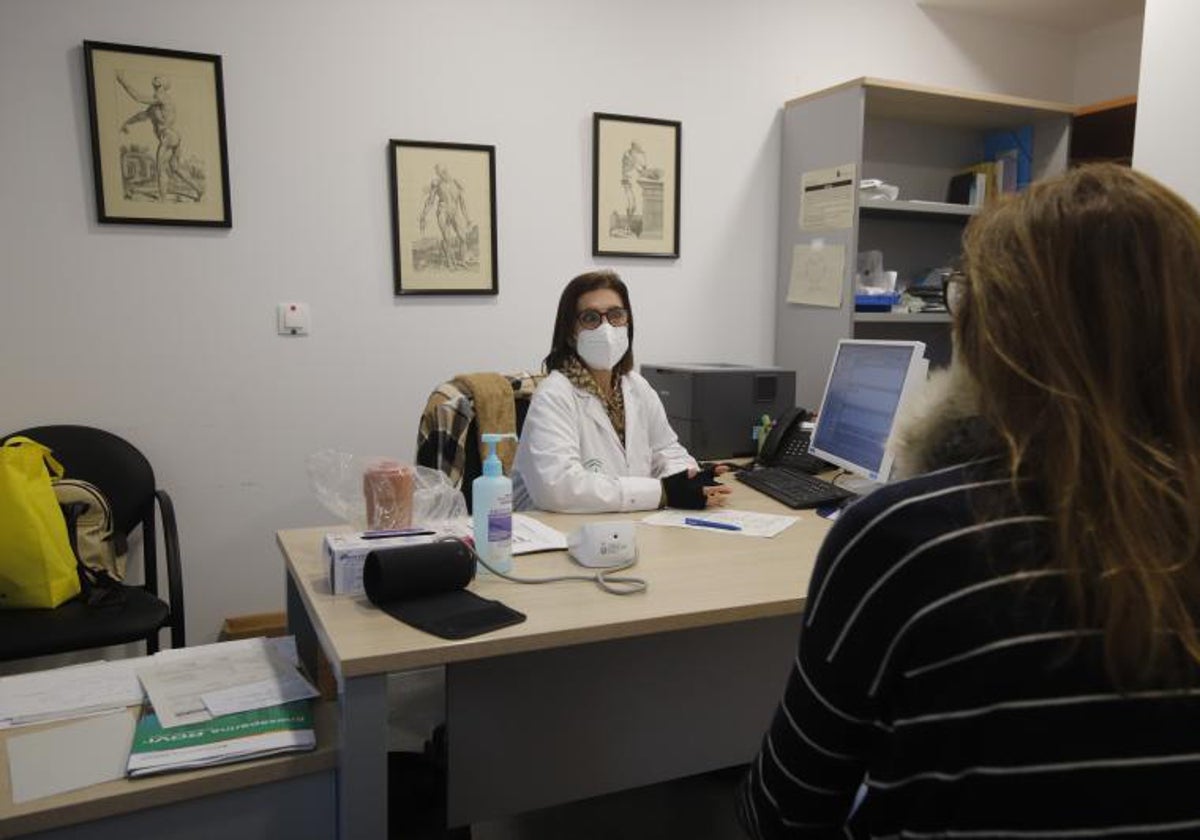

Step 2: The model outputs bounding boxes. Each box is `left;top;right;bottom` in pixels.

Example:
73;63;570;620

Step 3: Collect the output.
472;433;517;574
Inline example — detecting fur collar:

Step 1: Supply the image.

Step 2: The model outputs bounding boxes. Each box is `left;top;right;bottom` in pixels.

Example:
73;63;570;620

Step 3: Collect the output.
889;358;1005;479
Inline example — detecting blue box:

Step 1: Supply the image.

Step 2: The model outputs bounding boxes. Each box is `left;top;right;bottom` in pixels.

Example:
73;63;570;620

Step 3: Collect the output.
854;292;901;312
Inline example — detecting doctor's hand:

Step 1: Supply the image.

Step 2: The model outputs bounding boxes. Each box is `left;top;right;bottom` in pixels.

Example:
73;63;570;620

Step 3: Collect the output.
703;483;733;508
663;468;735;509
692;467;733;508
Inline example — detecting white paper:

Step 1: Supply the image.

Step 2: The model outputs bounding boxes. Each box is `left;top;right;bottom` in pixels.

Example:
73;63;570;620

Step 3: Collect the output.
137;637;305;729
201;671;319;718
511;514;568;555
148;635;299;667
438;515;566;555
7;710;135;803
0;659;144;729
799;163;856;231
787;241;845;307
641;509;798;539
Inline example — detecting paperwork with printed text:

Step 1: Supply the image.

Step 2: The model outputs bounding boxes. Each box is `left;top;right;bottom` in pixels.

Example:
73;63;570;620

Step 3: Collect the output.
0;659;143;729
137;637;316;729
642;509;798;538
511;514;568;555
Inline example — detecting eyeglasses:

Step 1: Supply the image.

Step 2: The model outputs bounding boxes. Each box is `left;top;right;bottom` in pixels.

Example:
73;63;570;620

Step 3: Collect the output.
576;307;630;330
942;270;967;316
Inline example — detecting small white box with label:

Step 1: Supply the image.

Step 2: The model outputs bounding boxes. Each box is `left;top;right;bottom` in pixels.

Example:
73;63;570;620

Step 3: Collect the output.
324;531;435;595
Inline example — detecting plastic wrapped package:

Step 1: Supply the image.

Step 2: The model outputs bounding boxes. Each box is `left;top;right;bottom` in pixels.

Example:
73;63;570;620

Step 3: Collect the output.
306;450;468;531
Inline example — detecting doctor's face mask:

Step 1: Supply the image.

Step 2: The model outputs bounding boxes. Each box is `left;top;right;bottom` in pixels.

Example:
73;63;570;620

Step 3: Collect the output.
576;322;630;371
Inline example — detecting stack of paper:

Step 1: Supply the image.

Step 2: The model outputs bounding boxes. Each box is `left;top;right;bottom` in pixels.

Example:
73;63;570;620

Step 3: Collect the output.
125;637;319;777
136;637;318;729
2;636;322;797
0;659;143;728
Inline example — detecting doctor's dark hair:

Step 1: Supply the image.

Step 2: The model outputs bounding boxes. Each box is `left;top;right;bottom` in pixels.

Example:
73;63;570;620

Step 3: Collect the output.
543;270;635;375
958;163;1200;686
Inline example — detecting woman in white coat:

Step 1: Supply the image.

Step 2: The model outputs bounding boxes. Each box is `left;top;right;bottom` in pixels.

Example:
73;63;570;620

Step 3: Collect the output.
512;270;732;513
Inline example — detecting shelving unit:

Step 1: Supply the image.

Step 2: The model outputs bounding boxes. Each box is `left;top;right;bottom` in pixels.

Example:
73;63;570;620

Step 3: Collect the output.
1070;95;1136;166
859;199;978;220
853;312;952;324
775;77;1074;407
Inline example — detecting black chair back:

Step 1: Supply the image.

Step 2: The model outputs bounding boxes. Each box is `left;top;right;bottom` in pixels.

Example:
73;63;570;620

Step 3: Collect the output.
18;425;155;540
0;424;185;661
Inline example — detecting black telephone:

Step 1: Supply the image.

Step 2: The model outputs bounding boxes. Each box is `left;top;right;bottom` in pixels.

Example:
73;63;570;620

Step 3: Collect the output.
757;407;830;473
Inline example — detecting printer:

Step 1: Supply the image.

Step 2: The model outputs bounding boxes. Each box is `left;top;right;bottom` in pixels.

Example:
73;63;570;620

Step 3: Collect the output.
640;363;796;460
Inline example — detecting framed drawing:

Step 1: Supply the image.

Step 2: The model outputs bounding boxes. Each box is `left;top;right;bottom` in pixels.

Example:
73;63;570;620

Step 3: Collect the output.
389;140;498;296
593;112;681;258
83;41;232;227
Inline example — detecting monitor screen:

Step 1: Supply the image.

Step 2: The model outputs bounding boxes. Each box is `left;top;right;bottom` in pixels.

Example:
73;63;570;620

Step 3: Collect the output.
809;340;927;482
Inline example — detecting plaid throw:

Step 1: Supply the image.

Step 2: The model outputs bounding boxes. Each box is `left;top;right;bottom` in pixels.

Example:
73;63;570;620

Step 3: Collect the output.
415;370;543;486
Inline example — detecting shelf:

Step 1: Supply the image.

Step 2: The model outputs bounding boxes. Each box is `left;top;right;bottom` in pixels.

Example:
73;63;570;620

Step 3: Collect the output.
859;200;977;221
786;77;1075;129
778;76;1070;404
853;311;952;323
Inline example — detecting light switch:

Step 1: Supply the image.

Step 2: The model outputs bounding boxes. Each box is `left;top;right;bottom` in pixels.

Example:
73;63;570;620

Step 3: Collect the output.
277;302;310;336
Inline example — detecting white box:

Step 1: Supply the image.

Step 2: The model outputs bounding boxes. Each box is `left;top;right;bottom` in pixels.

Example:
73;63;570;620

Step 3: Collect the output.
324;532;435;595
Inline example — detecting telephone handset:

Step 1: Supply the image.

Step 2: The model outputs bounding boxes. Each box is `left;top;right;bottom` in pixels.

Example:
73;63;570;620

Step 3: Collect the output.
758;407;830;474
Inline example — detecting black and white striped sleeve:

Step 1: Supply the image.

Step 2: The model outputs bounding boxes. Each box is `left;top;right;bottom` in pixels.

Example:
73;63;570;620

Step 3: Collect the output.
739;494;894;839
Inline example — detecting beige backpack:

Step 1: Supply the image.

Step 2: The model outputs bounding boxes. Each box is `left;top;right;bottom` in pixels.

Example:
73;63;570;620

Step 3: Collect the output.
51;479;127;581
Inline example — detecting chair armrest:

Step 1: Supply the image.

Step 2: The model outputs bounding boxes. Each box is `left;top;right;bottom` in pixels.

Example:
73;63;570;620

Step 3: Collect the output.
155;488;186;648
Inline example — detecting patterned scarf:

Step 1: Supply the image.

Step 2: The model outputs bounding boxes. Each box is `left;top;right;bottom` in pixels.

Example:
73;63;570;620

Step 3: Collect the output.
561;354;626;447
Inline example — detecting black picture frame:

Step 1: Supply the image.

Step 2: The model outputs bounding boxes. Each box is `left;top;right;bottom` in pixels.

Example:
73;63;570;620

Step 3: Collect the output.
83;40;232;227
389;140;499;296
592;112;681;259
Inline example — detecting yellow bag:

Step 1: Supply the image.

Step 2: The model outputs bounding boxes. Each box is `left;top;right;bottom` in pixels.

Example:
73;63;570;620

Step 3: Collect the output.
0;437;82;609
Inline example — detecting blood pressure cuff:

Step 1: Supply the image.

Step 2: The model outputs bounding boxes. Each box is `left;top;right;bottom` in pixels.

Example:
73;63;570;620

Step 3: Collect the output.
362;539;525;639
661;469;709;510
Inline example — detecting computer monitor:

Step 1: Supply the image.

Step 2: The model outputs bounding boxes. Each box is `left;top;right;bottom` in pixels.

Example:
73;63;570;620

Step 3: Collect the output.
808;339;928;485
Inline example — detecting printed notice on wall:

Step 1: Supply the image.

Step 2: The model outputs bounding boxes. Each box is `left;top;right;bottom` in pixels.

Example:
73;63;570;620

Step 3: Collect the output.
799;164;856;231
787;241;844;308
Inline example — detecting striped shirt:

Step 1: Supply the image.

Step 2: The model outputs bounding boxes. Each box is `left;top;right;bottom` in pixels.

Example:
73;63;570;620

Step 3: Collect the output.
740;460;1200;839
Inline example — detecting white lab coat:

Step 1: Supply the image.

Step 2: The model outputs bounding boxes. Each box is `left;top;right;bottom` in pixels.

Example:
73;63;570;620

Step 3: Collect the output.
512;370;697;513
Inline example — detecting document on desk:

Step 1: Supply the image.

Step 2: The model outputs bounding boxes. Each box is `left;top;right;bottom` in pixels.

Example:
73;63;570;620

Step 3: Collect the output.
201;670;319;718
641;509;798;539
0;659;144;729
438;515;566;555
7;709;136;802
511;514;568;555
137;637;316;729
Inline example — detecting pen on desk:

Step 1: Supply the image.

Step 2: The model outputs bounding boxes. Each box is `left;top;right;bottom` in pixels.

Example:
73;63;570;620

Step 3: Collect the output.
361;528;437;539
683;517;742;532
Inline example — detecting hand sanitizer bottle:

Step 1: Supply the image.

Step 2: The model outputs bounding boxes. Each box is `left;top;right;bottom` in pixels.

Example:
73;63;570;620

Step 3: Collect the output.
472;433;517;575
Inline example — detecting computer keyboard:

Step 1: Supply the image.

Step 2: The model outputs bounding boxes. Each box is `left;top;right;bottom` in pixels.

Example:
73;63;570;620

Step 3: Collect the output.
737;466;855;509
776;451;831;475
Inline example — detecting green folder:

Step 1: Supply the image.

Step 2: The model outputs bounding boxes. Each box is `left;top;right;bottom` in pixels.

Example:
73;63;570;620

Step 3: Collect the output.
126;699;315;777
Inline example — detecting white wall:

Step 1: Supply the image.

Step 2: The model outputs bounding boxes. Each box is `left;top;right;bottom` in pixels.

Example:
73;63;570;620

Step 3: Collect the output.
0;0;1078;644
1074;13;1143;105
1133;0;1200;208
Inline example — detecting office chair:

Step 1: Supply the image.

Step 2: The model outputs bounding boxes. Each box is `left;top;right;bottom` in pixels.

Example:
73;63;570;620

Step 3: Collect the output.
0;425;185;661
416;371;540;512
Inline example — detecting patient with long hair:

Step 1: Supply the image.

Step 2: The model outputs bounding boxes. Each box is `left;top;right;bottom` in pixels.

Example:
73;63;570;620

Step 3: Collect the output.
740;164;1200;838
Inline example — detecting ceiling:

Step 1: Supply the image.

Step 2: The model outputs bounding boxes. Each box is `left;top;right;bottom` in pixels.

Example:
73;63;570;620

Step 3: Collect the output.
918;0;1144;32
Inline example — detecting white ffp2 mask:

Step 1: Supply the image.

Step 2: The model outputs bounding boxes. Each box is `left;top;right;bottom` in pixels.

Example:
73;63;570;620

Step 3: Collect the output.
576;323;630;371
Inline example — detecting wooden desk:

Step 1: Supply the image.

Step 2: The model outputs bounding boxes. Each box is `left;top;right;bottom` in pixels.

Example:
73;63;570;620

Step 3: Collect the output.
280;481;831;839
0;702;338;839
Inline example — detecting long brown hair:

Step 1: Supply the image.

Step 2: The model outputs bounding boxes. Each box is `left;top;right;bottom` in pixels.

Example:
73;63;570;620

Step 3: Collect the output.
957;163;1200;684
543;270;635;375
